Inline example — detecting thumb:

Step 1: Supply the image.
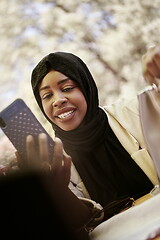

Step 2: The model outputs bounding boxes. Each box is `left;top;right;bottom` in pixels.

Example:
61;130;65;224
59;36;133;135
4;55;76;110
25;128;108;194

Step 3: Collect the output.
63;150;72;181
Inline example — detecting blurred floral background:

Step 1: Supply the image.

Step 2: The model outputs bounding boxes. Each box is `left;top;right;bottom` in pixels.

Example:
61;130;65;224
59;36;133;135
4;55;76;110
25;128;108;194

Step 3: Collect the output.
0;0;160;165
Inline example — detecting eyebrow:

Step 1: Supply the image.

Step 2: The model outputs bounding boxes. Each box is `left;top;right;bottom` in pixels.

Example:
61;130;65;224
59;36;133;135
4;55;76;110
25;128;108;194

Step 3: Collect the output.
39;77;70;92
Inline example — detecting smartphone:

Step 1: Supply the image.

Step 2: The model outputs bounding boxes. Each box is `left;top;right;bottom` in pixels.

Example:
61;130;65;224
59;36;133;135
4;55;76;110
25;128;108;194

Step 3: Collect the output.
0;98;54;165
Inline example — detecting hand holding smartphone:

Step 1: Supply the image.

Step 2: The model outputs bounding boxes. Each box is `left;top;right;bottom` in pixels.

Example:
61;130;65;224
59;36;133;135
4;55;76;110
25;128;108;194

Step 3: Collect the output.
0;99;54;167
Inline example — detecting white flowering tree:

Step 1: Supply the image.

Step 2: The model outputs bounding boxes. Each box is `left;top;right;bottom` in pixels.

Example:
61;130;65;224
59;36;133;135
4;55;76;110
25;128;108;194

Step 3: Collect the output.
1;0;160;163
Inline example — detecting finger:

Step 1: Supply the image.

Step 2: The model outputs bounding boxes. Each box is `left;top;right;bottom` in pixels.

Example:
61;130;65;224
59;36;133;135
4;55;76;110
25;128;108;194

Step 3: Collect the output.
142;46;157;74
144;46;160;74
153;53;160;68
52;137;63;170
15;151;20;161
63;150;71;168
15;151;23;168
145;61;160;78
152;53;160;77
38;133;49;163
143;71;158;86
26;135;36;167
63;151;72;183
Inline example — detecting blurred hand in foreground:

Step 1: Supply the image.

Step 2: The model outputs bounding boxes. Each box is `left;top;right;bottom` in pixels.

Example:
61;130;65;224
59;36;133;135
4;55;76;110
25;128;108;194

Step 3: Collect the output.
26;133;72;190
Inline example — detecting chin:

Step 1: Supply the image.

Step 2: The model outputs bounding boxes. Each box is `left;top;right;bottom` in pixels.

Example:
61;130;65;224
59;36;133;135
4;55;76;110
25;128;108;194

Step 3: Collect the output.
60;123;79;131
61;127;75;131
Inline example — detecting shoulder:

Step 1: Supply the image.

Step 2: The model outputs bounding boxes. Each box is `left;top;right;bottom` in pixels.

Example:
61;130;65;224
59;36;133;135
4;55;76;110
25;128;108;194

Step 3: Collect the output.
101;95;146;152
102;95;139;122
102;95;140;138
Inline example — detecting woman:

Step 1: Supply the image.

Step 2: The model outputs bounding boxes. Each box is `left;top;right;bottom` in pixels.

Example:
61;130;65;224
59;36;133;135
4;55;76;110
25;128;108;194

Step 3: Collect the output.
28;51;159;232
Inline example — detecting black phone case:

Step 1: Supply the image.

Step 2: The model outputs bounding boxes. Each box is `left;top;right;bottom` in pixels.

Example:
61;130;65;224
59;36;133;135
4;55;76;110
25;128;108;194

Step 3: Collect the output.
0;98;54;163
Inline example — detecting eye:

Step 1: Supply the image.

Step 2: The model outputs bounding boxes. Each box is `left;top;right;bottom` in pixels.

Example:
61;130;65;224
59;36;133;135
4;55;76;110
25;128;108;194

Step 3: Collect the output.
41;93;53;100
62;87;74;92
62;83;77;92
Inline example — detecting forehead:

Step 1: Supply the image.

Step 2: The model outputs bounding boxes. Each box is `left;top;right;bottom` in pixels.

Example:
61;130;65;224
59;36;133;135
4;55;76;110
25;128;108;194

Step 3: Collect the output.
39;70;69;88
39;70;77;93
41;70;67;84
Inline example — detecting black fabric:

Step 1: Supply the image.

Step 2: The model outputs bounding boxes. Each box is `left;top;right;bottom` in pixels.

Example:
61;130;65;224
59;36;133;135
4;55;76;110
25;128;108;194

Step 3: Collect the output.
31;52;153;208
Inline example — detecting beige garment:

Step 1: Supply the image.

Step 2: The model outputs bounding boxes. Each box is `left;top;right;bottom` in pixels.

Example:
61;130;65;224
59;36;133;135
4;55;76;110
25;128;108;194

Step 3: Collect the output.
103;96;158;186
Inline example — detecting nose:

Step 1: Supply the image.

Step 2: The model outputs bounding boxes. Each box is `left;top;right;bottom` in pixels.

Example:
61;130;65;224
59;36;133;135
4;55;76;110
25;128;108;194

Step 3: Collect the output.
52;92;67;108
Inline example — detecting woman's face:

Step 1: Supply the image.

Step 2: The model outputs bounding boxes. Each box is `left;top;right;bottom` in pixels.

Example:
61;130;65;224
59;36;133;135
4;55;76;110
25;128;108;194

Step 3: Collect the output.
39;70;87;131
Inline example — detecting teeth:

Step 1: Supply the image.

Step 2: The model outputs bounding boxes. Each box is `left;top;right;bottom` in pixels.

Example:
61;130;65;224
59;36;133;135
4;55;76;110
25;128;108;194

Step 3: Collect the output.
57;110;74;119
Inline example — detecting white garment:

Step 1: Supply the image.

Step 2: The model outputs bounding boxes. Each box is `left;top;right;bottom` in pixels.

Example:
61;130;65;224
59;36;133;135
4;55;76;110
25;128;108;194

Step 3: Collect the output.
90;193;160;240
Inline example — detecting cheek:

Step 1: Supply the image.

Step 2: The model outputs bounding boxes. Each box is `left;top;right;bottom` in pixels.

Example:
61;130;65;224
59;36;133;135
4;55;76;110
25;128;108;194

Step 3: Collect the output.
42;102;51;118
78;95;87;116
82;100;87;114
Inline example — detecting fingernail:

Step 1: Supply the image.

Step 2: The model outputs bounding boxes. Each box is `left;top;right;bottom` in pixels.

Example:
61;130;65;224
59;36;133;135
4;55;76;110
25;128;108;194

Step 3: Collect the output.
26;135;33;142
39;133;47;140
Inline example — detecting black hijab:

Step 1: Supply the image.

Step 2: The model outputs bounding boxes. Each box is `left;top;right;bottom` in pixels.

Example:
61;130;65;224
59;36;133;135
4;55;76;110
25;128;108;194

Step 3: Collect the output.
31;52;153;207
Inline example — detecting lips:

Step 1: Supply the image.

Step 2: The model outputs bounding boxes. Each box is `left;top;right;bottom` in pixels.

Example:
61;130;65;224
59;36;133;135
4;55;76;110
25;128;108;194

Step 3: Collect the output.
54;107;76;120
57;110;75;119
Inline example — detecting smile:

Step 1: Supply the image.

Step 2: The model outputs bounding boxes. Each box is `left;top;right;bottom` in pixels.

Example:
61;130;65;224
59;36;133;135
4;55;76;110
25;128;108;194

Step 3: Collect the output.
57;110;75;119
